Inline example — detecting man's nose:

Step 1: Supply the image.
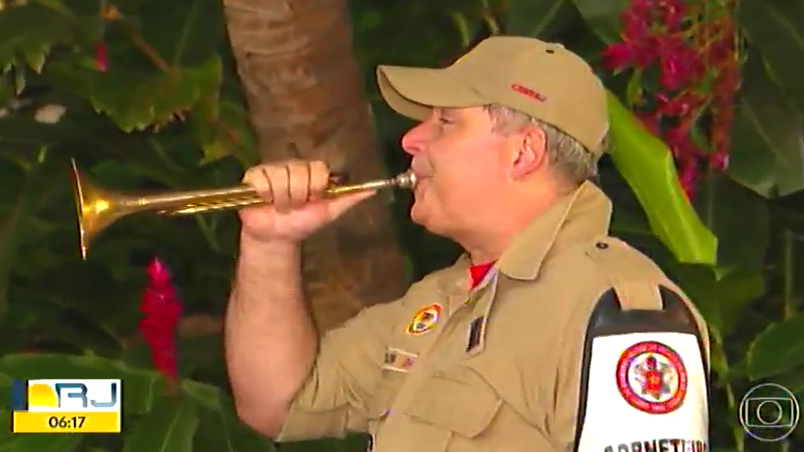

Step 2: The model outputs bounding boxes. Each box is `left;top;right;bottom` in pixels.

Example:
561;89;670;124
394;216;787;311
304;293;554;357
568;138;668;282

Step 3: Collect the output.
401;122;430;156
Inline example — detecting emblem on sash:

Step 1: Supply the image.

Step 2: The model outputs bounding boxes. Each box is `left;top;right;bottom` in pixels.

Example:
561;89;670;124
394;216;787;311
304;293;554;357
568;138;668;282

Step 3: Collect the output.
616;341;688;414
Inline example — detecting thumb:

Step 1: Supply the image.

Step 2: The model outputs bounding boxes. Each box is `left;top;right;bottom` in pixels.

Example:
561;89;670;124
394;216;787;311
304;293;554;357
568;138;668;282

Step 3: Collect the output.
326;190;377;220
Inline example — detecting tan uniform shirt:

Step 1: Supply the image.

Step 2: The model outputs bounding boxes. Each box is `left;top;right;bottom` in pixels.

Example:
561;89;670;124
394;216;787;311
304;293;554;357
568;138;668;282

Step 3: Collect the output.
275;181;710;452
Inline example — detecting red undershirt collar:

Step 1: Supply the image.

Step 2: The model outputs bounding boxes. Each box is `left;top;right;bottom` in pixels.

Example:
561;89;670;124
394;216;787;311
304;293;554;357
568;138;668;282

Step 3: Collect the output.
468;262;495;289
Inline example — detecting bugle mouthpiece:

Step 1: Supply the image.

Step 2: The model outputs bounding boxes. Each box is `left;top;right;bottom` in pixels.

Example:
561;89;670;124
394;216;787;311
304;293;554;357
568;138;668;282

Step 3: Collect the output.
394;171;417;189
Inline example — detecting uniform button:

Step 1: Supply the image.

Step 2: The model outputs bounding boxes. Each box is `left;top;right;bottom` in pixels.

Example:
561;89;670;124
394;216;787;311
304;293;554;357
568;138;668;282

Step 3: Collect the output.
595;242;608;250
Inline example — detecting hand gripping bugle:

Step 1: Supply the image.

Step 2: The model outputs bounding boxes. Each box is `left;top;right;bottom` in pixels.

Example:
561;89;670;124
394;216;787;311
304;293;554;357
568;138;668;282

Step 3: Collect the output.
70;159;417;259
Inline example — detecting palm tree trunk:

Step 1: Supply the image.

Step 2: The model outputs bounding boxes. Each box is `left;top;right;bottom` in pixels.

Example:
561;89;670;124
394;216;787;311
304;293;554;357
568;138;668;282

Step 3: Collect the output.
221;0;409;331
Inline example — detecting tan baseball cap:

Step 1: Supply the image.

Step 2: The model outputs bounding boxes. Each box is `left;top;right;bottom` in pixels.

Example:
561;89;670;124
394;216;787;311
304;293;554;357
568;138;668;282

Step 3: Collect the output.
377;35;609;154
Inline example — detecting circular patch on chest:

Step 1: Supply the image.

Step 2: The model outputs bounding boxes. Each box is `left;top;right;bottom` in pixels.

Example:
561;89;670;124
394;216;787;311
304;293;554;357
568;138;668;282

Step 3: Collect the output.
405;303;442;335
616;340;687;414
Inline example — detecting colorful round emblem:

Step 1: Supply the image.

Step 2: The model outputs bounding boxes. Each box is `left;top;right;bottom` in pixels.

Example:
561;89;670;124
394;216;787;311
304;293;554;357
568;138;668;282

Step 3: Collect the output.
615;341;687;414
405;304;442;335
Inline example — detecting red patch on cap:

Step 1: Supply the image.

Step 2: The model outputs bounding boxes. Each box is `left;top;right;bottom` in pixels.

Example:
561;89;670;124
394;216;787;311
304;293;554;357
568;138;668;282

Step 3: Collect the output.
511;84;546;102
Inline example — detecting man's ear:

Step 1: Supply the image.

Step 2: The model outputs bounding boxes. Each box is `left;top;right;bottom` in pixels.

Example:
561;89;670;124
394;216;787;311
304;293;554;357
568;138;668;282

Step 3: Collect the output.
509;125;548;180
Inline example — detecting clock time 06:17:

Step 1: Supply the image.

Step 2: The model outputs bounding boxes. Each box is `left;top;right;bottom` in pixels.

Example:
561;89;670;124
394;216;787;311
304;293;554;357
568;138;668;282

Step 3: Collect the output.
48;415;85;430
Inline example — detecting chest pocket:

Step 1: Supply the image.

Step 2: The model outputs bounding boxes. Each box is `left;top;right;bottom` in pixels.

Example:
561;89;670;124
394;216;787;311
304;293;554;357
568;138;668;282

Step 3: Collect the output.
400;367;505;452
366;301;450;423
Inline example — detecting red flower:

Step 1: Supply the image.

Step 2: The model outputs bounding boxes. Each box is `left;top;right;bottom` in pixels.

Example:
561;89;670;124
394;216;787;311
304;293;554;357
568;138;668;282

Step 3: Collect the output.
637;111;662;136
655;92;704;118
137;257;182;381
94;42;108;71
665;123;697;156
602;42;655;71
709;150;729;171
678;157;699;200
656;40;704;91
656;0;687;32
620;9;649;42
598;0;740;198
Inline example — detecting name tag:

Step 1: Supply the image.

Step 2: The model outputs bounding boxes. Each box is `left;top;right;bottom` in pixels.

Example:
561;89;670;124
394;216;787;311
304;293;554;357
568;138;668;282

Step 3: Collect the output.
382;347;418;373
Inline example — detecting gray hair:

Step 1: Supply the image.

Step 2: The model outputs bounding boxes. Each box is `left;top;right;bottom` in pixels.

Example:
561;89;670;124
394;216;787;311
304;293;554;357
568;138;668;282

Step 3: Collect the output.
483;104;604;186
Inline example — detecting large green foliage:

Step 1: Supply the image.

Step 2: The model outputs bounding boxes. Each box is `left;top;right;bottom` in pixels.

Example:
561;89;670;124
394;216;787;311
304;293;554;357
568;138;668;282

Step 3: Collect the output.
0;0;802;451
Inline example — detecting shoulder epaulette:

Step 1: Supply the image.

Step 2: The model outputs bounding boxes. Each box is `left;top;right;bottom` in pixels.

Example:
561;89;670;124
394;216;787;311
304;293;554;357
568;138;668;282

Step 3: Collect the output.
584;237;665;311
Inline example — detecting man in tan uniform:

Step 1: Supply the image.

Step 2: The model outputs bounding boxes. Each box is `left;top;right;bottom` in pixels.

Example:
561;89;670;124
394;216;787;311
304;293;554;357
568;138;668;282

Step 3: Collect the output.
225;35;711;452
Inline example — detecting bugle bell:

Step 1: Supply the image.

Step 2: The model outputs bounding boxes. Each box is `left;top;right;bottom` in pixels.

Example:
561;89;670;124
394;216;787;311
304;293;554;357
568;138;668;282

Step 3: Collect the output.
70;159;417;259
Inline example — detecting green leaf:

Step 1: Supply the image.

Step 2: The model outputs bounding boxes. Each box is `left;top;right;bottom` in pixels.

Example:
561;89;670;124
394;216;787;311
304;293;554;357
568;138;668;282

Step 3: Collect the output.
0;429;84;452
606;91;717;265
280;436;371;452
0;353;167;414
0;411;12;444
625;70;642;106
28;261;141;333
610;206;651;238
738;0;804;115
180;380;225;409
695;173;769;272
747;312;804;380
190;388;278;452
0;286;126;356
13;68;24;96
0;5;103;73
0;108;94;153
504;0;576;39
569;0;627;43
138;0;225;67
0;75;14;105
772;365;804;393
108;0;150;15
180;381;278;452
192;98;258;166
0;299;62;356
0;153;64;318
669;265;764;339
446;11;485;49
87;56;222;132
124;334;223;379
712;270;765;337
727;54;804;197
771;200;804;236
121;394;199;452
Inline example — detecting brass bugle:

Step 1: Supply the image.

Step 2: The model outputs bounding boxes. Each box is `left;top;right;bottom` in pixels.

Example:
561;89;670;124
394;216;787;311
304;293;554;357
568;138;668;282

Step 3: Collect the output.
70;159;417;260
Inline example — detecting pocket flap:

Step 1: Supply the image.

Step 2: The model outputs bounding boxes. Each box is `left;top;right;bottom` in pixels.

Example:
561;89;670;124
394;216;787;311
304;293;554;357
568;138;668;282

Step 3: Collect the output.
367;370;405;420
405;372;502;438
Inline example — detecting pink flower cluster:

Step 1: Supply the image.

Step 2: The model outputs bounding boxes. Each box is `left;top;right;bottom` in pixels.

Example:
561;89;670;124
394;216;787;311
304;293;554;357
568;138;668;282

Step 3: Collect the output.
137;258;181;381
94;42;107;71
93;5;122;72
602;0;739;199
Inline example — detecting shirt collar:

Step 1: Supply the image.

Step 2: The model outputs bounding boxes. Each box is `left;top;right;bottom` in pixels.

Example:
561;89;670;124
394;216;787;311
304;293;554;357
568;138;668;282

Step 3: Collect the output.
437;181;613;292
497;180;612;280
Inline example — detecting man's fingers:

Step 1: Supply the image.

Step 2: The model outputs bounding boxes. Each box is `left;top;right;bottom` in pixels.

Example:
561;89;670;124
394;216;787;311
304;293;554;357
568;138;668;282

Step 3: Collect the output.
308;160;330;201
285;161;313;207
267;165;291;212
242;166;274;203
241;160;333;212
